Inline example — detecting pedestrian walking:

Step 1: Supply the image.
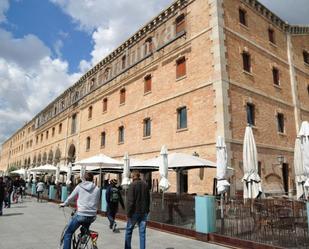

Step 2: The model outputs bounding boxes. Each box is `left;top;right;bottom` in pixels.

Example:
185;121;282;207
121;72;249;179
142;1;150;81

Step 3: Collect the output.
106;179;125;232
36;178;45;202
124;170;150;249
0;177;5;216
4;176;13;208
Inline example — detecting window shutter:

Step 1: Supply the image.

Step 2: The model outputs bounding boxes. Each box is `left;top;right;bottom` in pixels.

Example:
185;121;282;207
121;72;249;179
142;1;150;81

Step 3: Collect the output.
144;75;152;93
176;57;186;78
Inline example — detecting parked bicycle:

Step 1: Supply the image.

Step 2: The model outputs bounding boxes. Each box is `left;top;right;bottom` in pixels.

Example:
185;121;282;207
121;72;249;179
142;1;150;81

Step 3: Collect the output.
59;207;99;249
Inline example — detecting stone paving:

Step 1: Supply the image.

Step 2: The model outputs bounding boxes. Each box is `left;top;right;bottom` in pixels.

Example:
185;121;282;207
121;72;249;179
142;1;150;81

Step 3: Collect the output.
0;197;228;249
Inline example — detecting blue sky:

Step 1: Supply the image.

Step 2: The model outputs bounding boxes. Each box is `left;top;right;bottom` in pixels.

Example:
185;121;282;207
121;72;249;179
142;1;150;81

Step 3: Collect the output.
0;0;308;145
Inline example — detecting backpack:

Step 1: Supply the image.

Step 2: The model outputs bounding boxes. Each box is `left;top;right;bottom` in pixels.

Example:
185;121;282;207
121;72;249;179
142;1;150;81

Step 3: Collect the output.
110;187;119;203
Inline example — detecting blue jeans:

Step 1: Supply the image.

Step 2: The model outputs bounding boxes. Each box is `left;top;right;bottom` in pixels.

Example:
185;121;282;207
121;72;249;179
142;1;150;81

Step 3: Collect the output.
63;214;96;249
124;213;148;249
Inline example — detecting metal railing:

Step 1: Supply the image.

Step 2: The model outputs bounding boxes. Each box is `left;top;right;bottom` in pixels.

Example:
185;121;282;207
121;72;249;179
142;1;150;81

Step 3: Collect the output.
215;198;309;248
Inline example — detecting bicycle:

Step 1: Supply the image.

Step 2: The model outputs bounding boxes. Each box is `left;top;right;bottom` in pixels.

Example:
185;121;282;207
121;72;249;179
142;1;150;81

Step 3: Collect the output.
59;207;99;249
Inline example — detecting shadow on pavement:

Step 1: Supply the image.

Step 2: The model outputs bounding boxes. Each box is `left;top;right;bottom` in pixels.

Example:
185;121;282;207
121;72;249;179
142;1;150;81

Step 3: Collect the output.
2;213;24;217
11;206;27;208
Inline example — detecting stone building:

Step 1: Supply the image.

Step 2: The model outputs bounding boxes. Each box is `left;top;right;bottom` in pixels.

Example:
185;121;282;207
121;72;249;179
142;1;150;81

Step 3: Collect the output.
0;0;308;196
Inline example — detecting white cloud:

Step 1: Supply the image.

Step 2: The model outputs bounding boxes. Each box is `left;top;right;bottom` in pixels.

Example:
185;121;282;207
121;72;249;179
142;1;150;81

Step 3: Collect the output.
0;29;81;144
0;0;9;23
50;0;173;65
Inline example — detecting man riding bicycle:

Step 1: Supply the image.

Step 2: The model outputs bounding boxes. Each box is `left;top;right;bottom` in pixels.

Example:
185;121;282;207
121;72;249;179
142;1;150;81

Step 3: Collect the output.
60;172;100;249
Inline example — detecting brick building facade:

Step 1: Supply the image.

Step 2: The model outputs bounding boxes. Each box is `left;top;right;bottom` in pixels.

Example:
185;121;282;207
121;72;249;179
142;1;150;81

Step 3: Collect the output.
1;0;308;196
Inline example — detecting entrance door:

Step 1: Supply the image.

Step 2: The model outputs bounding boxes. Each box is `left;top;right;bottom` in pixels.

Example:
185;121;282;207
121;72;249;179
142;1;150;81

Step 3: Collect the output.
282;163;289;195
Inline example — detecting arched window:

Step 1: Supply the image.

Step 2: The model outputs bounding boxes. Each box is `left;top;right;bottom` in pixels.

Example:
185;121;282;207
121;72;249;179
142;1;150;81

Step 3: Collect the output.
88;106;93;119
144;37;153;55
120;88;126;105
100;132;106;147
118;126;124;143
86;137;91;150
103;98;108;112
176;14;185;35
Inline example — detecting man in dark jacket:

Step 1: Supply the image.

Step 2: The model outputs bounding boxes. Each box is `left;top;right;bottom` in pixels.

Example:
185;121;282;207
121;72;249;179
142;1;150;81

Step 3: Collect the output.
106;179;124;232
124;170;150;249
0;177;5;215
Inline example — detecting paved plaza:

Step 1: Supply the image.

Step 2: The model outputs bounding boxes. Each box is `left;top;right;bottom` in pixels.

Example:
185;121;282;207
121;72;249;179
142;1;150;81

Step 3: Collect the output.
0;197;228;249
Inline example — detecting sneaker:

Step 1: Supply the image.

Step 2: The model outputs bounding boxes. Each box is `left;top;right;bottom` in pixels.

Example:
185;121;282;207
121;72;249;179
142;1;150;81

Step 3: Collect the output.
112;222;117;232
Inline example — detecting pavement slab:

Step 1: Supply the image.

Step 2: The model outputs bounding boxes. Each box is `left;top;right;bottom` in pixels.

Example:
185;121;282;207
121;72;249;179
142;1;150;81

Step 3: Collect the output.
0;197;228;249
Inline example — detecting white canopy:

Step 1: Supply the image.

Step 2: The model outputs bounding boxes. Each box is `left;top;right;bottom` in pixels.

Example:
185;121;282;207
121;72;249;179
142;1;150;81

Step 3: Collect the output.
10;168;26;175
29;164;57;173
216;136;230;194
74;154;122;167
133;152;216;169
242;126;262;199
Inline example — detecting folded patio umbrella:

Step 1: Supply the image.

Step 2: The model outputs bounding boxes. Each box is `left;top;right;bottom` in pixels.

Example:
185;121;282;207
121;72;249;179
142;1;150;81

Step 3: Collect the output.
121;152;131;188
216;136;230;194
159;145;170;192
242;126;262;199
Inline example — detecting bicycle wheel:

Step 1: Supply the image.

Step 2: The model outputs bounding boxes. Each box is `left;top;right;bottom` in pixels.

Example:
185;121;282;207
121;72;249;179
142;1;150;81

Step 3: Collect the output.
59;225;67;249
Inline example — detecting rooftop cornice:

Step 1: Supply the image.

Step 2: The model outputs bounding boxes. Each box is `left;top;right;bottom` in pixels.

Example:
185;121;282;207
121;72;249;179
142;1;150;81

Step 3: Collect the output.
12;0;189;136
242;0;309;35
289;25;309;35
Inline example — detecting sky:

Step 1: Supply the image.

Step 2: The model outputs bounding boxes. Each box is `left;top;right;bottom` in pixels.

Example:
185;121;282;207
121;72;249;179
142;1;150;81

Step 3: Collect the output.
0;0;308;145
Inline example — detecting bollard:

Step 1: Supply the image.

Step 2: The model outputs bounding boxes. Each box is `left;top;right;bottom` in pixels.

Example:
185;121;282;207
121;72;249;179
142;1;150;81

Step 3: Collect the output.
31;183;36;196
307;202;309;232
61;186;68;202
195;195;216;234
49;185;56;200
101;189;107;212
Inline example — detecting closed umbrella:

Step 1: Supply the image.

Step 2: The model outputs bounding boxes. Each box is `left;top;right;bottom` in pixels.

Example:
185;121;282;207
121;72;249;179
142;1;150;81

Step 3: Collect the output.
159;145;170;192
299;121;309;199
242;126;262;199
216;136;230;222
80;165;86;181
55;164;60;184
294;137;306;199
66;162;72;185
216;136;230;194
121;152;131;189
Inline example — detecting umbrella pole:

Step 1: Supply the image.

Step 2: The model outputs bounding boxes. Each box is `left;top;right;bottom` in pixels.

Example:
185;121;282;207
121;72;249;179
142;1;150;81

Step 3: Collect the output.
220;193;224;233
161;191;165;210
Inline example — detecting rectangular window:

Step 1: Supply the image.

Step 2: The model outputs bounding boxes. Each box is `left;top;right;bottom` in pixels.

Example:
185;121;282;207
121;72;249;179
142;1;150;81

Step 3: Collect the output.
122;55;126;70
41;134;43;142
246;103;255;126
176;57;186;79
143;118;151;137
144;75;152;93
36;136;38;144
46;130;49;139
304;51;309;64
118;126;124;143
103;98;108;112
272;67;280;85
239;8;247;26
277;113;285;133
71;114;77;134
176;14;185;35
120;89;126;105
242;52;251;72
52;127;55;137
268;28;275;44
100;132;106;147
177;107;187;129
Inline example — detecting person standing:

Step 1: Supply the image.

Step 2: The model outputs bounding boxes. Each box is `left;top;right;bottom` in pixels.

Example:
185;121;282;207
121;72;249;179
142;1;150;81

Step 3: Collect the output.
0;177;5;215
106;179;124;232
36;178;45;202
60;172;100;249
124;170;150;249
4;176;13;208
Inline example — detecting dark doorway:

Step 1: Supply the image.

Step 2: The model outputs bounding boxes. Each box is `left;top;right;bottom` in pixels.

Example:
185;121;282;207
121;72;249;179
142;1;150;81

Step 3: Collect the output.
68;144;76;163
282;163;289;195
